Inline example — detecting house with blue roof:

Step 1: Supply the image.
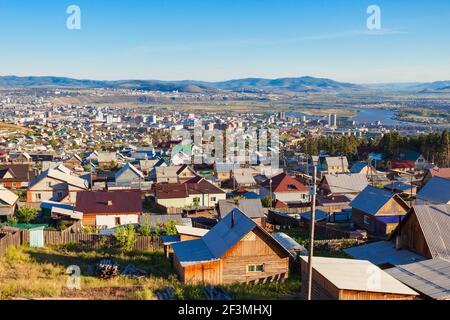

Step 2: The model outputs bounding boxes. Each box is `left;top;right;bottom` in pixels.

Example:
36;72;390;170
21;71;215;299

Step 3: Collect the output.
350;186;410;237
171;208;290;285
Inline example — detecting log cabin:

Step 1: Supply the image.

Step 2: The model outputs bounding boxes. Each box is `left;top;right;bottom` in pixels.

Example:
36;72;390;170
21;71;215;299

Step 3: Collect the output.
171;208;290;285
350;186;410;237
300;256;418;300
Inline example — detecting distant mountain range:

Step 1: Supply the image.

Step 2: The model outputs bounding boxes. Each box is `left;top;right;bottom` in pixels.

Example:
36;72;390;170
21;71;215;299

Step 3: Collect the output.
0;75;449;94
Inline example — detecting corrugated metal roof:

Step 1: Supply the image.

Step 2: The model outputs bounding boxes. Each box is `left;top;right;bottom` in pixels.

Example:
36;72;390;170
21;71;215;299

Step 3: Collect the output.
115;163;145;179
0;186;19;206
301;256;418;296
176;225;209;237
323;173;369;194
416;177;450;204
386;259;450;300
344;241;426;266
325;157;349;168
203;208;256;258
173;209;289;266
218;199;265;219
350;186;403;216
414;205;450;261
272;232;307;255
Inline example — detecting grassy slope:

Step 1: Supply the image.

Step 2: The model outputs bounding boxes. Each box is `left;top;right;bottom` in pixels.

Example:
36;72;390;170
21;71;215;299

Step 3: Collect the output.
0;246;301;300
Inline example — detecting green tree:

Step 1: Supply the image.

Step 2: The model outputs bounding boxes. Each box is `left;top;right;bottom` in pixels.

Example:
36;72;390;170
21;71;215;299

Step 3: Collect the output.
139;214;153;236
114;224;137;251
165;219;178;236
15;206;38;224
261;197;272;208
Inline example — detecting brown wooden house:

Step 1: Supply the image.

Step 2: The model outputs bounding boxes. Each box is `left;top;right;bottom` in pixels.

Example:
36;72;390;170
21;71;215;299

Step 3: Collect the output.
300;256;418;300
171;208;290;285
390;204;450;261
350;186;410;237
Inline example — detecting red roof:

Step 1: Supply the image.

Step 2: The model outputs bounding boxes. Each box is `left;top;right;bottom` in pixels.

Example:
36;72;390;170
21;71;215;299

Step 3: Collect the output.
391;160;415;169
75;190;142;215
261;173;308;193
155;179;225;199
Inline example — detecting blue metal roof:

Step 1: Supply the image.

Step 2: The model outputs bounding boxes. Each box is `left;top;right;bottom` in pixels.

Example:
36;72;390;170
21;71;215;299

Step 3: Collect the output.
417;177;450;204
350;162;368;173
384;181;413;192
350;185;397;215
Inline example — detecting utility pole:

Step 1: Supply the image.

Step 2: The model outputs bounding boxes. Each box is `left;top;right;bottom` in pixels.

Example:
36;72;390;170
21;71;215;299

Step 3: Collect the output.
307;161;318;300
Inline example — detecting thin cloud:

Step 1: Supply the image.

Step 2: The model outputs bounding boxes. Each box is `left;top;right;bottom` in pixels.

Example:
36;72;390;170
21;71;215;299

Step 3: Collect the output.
120;28;408;56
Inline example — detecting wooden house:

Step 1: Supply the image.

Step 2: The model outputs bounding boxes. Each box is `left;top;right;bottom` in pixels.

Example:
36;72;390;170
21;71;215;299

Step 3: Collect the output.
350;186;410;237
300;256;418;300
259;173;309;204
391;204;450;261
27;167;89;204
319;173;368;197
75;190;142;229
154;178;226;211
172;208;290;285
114;163;145;185
0;164;36;189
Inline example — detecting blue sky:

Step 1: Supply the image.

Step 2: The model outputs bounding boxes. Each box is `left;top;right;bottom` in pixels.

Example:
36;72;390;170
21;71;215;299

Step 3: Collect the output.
0;0;449;83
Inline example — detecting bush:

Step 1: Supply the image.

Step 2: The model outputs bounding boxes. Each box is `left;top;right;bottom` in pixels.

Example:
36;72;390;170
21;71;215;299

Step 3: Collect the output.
261;197;272;208
15;206;38;224
139;215;153;236
115;224;137;251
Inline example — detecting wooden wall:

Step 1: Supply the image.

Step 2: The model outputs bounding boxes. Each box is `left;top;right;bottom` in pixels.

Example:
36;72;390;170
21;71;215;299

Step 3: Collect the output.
300;259;416;300
174;227;290;285
397;212;431;258
221;228;289;284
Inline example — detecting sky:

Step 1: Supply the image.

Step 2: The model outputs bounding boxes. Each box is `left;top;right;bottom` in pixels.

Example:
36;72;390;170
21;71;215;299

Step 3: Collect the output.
0;0;449;83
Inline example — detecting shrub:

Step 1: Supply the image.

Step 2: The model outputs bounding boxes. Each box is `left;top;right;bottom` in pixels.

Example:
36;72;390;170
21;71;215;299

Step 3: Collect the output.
15;206;38;224
115;224;137;251
261;197;272;208
165;219;177;236
139;215;152;236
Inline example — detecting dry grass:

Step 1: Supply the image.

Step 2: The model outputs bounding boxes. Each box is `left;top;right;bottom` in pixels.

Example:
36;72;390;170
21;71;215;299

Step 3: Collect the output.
0;246;176;300
0;246;301;300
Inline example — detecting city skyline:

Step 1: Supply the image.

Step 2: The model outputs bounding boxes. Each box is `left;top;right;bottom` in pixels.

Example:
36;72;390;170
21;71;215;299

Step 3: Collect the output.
0;0;450;83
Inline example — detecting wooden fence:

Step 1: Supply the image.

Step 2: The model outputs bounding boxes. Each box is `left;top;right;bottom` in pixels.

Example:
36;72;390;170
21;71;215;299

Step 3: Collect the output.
43;232;162;251
0;231;22;257
1;219;162;255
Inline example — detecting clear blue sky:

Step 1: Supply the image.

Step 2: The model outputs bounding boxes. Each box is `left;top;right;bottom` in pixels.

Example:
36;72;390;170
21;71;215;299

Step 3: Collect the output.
0;0;449;83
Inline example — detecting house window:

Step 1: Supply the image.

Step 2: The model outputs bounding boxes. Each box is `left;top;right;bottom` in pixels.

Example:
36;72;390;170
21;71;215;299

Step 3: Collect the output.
210;197;217;202
363;216;370;225
193;197;201;206
47;181;52;187
115;217;121;226
36;193;42;200
287;184;297;190
247;264;264;273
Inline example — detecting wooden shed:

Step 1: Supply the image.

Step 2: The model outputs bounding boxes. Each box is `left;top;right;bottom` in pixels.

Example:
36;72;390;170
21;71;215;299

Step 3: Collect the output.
300;256;418;300
172;208;290;285
391;204;450;260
